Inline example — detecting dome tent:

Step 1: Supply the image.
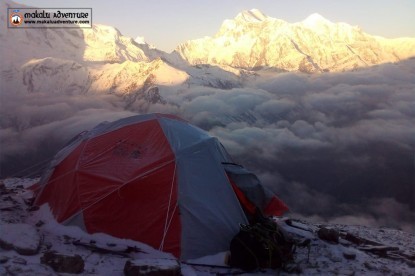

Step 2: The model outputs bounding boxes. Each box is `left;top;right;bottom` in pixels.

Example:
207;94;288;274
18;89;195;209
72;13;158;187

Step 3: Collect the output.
34;113;288;260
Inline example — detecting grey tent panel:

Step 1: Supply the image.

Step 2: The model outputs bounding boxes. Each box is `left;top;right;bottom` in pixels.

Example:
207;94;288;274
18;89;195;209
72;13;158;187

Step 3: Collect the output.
176;139;248;259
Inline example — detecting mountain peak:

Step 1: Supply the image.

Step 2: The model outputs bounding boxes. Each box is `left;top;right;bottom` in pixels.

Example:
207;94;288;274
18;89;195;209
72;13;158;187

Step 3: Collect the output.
236;9;268;23
135;36;147;45
303;13;332;25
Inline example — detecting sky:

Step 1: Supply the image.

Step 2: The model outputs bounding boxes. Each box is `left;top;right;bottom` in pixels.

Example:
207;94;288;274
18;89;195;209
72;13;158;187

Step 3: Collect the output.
13;0;415;52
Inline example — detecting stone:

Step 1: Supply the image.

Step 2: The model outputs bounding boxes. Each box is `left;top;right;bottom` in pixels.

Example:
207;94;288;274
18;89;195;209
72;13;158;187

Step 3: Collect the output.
40;251;84;274
0;255;10;264
124;259;180;276
12;257;27;265
317;227;339;244
343;250;356;260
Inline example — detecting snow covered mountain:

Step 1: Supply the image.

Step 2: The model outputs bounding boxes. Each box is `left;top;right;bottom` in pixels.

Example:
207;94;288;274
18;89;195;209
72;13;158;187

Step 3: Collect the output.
10;57;187;97
0;6;149;67
0;0;190;104
176;9;415;72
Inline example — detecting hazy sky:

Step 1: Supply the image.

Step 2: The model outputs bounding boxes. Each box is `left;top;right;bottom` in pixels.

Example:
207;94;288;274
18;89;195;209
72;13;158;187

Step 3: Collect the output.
12;0;415;52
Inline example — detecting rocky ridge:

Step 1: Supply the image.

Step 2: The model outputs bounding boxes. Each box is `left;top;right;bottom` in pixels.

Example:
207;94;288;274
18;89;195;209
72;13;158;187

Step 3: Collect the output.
176;9;415;72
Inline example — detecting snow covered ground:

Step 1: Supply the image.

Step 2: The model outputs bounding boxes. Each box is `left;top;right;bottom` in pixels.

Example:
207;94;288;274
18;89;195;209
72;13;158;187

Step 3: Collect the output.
1;178;414;275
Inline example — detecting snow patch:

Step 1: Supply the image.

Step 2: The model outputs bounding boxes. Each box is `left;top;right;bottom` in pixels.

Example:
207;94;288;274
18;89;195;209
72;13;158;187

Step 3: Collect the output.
0;223;40;255
238;9;268;23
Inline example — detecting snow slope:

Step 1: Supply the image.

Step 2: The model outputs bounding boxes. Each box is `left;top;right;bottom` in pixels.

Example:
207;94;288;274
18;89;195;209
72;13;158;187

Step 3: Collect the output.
1;179;414;275
176;9;415;72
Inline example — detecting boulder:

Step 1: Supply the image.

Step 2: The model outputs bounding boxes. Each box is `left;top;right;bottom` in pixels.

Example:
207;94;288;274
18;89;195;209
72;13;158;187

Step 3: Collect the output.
0;255;10;264
0;223;40;255
317;227;339;244
343;249;356;260
40;251;84;274
124;259;180;276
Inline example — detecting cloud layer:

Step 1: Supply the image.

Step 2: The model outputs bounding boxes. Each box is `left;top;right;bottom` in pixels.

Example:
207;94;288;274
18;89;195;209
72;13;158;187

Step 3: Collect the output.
1;59;414;231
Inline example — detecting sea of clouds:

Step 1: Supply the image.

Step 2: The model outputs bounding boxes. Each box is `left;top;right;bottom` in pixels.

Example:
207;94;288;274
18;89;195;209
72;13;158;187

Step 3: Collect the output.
1;58;414;231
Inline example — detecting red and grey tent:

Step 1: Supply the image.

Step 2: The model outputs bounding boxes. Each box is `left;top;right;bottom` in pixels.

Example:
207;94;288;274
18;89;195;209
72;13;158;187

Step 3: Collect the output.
34;113;288;259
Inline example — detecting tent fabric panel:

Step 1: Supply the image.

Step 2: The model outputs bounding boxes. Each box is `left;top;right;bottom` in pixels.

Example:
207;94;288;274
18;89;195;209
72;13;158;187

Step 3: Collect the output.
37;134;88;189
264;196;289;216
77;120;175;208
82;161;181;257
86;113;159;138
34;141;87;221
34;170;81;222
78;120;171;181
159;117;211;154
177;139;248;260
224;163;289;215
86;113;184;139
63;211;87;232
37;114;182;192
36;139;87;195
213;140;235;163
228;176;257;215
39;114;159;184
75;171;123;209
